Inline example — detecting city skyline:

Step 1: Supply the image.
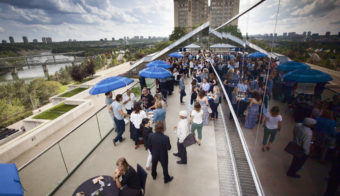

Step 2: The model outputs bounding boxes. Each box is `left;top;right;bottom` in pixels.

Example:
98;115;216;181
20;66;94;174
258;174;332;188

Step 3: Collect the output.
0;0;339;42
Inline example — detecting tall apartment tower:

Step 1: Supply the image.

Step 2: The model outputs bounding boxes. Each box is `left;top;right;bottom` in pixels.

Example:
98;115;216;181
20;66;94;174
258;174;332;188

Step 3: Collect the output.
210;0;239;28
23;36;28;44
174;0;239;30
9;36;15;44
174;0;208;30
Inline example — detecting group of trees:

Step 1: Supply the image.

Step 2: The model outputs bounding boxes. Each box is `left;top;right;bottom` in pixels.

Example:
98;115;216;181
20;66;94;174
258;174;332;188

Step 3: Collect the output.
0;79;61;127
251;39;340;70
69;61;95;82
0;38;178;127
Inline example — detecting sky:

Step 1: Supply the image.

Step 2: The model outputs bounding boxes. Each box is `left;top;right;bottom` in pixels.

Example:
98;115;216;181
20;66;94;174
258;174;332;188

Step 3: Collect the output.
0;0;339;42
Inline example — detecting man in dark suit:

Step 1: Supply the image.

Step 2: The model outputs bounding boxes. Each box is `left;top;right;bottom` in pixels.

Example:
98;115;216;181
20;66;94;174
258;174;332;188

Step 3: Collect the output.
148;122;174;183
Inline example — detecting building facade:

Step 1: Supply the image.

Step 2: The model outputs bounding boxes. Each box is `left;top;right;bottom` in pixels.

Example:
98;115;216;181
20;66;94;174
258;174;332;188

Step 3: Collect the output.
42;37;52;44
9;36;14;44
23;36;28;44
210;0;239;28
174;0;239;30
174;0;208;30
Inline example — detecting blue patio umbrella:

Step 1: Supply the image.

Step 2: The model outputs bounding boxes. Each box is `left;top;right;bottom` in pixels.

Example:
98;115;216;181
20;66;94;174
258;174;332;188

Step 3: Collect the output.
89;76;134;95
139;67;172;79
276;61;310;72
0;163;24;196
247;52;267;58
168;52;184;58
146;60;172;69
283;69;333;83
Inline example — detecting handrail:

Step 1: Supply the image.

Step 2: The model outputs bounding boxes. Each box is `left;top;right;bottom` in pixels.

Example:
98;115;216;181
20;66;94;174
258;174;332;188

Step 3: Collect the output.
218;103;242;196
18;81;140;171
211;65;265;196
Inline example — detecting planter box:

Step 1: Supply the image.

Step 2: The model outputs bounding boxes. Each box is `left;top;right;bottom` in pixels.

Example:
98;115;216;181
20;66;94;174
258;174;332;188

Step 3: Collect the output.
0;99;93;163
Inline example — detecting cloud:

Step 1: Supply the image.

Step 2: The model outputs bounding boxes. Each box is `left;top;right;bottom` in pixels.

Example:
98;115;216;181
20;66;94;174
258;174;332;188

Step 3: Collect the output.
0;0;174;41
0;0;339;42
0;26;4;33
291;0;339;17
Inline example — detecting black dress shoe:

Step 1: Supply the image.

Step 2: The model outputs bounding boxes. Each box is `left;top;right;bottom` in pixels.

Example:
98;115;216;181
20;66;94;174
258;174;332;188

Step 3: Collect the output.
152;175;157;180
177;161;187;164
287;173;301;178
164;176;173;183
173;153;180;157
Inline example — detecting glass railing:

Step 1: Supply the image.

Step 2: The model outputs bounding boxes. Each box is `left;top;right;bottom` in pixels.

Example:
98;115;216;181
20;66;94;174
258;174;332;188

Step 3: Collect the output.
211;65;265;196
17;81;155;196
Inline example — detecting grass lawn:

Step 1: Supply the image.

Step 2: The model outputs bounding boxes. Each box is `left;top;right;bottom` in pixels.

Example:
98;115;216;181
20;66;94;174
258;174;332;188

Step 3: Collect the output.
59;85;68;93
74;77;95;85
33;103;77;120
131;86;141;97
59;87;87;97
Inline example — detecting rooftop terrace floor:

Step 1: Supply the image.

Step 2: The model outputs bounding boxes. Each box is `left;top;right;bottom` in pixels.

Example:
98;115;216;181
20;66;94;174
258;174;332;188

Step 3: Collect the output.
55;79;222;196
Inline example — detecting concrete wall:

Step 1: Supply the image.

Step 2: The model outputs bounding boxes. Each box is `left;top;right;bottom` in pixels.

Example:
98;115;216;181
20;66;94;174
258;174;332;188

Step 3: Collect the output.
0;99;93;163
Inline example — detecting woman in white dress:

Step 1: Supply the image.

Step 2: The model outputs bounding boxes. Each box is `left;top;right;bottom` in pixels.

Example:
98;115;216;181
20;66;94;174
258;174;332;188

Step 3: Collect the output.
130;102;147;149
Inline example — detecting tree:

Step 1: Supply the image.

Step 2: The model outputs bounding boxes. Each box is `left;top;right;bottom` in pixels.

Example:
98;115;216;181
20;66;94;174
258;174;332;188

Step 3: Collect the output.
29;79;61;106
169;27;187;41
51;66;72;85
69;65;86;82
85;61;95;76
217;25;243;40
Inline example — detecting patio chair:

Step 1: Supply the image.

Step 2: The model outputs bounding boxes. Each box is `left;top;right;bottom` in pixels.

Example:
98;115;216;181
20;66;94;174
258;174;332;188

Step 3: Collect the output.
137;164;147;196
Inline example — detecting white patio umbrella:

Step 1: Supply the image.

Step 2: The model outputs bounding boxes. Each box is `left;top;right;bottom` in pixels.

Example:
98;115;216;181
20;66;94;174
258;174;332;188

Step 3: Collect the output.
210;43;236;48
184;43;201;49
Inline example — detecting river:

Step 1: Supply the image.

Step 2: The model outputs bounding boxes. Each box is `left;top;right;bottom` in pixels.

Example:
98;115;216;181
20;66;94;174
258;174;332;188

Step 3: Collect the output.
0;51;81;82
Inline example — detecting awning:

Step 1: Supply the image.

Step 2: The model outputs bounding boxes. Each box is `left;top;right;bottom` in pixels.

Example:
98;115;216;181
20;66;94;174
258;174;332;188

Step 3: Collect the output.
210;43;236;48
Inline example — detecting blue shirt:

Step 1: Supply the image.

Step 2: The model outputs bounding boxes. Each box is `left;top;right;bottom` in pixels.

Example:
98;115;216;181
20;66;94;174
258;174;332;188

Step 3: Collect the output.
111;101;124;120
238;83;248;93
315;117;336;136
180;78;185;90
250;80;259;91
153;108;166;122
105;97;113;106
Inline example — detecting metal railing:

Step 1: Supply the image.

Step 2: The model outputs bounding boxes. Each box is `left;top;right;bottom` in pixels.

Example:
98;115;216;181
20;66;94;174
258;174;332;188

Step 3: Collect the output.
17;81;148;196
211;65;265;196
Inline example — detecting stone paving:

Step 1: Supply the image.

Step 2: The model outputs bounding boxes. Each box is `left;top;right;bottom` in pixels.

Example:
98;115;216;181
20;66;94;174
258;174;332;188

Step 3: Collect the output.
55;78;222;196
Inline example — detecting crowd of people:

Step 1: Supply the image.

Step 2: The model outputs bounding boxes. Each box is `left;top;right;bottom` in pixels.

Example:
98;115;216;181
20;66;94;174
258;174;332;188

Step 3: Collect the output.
104;50;339;196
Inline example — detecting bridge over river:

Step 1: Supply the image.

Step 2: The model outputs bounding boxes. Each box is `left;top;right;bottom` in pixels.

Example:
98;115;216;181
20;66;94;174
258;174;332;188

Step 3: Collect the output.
0;51;85;80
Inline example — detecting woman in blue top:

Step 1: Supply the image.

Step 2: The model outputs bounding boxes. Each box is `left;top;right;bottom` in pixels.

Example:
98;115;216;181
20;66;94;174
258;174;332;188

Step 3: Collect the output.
153;102;166;130
315;109;337;162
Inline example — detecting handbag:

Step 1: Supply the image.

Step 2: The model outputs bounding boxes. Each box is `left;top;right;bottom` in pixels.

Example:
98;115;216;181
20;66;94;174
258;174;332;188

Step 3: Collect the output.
183;133;196;148
207;107;212;114
243;109;248;116
284;141;305;158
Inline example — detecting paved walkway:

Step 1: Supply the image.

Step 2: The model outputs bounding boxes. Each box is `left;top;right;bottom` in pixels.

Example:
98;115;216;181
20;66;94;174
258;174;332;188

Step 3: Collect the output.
10;62;135;167
55;79;221;196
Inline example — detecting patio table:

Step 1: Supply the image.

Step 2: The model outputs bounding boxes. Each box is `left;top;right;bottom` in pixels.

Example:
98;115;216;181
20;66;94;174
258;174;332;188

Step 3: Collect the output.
73;175;119;196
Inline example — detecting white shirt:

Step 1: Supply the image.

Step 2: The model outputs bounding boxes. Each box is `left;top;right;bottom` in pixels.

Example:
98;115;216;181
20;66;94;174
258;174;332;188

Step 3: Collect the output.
191;109;203;124
122;93;136;110
234;61;239;68
264;112;282;129
237;83;248;93
189;61;194;68
202;82;210;92
130;111;147;129
176;118;189;143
